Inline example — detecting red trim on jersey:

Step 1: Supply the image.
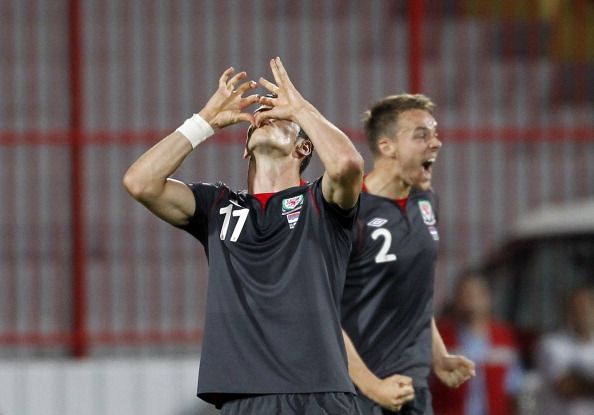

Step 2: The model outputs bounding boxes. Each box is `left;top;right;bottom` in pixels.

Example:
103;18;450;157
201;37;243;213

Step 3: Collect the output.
253;193;275;209
308;187;320;215
396;197;408;212
362;176;408;212
254;180;308;209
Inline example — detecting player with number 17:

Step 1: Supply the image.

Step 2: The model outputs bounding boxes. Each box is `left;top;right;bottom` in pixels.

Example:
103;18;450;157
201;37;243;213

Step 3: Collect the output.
123;57;364;414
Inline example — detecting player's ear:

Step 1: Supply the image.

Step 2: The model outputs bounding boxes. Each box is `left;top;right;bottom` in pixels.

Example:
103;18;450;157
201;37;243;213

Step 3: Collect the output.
295;139;313;158
377;136;396;157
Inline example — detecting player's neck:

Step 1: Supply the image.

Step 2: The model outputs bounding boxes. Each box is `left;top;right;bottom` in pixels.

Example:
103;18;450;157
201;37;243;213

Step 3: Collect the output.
247;155;301;194
365;161;411;200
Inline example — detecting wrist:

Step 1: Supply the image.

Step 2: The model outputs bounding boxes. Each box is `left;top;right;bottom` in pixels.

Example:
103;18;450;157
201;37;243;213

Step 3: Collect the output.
292;101;316;122
433;353;447;369
176;114;214;149
359;374;382;398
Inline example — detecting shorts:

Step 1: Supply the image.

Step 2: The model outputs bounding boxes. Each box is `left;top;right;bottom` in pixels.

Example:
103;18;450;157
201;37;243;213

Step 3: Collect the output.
220;392;363;415
355;387;433;415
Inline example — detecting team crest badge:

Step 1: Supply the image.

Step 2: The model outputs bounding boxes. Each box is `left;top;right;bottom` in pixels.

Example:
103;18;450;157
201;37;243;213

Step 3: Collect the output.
418;200;436;225
367;218;388;227
282;195;304;212
281;194;304;229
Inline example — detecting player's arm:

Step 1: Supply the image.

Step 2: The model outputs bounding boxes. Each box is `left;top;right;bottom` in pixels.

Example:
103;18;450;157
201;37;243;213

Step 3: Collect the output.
123;68;258;226
256;57;363;209
432;317;476;388
342;330;415;412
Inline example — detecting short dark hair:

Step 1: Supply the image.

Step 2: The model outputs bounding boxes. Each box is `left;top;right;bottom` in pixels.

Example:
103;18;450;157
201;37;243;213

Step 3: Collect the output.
363;94;435;156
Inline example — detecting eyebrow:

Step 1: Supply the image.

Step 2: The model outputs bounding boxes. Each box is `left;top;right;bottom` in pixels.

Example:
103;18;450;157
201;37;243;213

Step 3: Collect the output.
414;126;437;133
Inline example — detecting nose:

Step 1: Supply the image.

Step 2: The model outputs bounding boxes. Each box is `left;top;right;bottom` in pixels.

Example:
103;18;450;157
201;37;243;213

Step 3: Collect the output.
430;134;442;149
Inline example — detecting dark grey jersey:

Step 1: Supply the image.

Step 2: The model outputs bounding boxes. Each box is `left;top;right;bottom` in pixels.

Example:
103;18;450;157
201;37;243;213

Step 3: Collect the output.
341;189;439;387
180;178;357;406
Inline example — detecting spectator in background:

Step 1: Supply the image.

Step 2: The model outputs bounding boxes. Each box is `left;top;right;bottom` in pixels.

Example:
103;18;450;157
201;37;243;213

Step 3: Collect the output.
536;285;594;415
431;271;523;415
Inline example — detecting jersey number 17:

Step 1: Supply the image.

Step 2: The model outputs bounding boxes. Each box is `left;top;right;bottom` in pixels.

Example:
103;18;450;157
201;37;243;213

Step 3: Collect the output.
219;204;249;242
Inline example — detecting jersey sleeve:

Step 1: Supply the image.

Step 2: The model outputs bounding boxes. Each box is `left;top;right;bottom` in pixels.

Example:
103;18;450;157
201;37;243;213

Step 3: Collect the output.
312;177;359;230
177;182;222;246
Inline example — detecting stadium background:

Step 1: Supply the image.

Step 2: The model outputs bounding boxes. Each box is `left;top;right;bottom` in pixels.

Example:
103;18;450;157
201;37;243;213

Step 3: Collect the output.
1;0;593;413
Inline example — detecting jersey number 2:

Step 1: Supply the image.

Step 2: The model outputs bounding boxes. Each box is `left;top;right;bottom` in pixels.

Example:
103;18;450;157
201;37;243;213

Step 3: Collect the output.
219;204;249;242
371;228;397;263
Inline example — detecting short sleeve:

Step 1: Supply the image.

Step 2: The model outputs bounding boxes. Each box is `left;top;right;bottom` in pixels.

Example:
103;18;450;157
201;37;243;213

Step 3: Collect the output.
313;177;359;230
177;182;223;246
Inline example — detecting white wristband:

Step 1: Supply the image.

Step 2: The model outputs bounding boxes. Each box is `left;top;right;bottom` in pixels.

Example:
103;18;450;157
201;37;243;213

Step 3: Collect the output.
176;114;214;149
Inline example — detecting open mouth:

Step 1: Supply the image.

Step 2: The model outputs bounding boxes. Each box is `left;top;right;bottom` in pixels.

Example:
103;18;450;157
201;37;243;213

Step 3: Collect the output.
422;158;436;172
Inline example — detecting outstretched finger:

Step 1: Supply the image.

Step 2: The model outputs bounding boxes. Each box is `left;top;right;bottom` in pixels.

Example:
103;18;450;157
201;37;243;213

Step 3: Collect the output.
257;93;277;109
219;67;235;88
228;71;248;90
258;76;280;95
234;80;257;97
239;93;260;110
253;108;275;126
270;57;295;90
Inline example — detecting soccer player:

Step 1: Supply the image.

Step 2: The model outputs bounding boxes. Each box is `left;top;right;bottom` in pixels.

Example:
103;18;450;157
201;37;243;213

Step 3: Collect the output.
123;57;364;414
341;94;475;414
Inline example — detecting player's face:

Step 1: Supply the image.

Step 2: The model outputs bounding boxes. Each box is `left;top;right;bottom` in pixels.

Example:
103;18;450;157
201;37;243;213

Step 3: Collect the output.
393;109;441;190
245;119;301;157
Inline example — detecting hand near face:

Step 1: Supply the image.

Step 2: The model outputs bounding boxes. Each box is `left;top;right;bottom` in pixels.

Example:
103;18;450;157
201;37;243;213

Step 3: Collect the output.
199;67;259;130
254;57;309;127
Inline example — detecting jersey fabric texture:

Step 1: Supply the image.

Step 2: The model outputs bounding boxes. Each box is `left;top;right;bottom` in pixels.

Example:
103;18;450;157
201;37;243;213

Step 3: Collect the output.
179;178;357;407
342;188;439;388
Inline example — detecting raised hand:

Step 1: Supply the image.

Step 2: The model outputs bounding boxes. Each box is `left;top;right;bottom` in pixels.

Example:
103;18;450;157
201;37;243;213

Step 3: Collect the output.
199;67;259;130
434;354;476;388
254;57;310;126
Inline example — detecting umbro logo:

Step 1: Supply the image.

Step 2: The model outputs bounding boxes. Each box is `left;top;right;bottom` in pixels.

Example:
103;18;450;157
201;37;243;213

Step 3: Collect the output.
367;218;388;227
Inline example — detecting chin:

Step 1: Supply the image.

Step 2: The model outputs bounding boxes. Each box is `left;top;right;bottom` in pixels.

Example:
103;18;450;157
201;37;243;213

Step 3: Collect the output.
416;181;432;191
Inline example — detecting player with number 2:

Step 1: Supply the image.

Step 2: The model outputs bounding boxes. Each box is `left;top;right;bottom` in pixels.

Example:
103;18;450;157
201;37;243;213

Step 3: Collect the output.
341;94;475;414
